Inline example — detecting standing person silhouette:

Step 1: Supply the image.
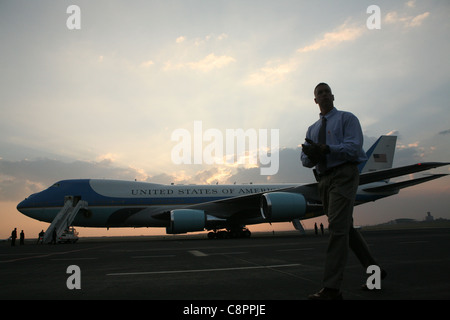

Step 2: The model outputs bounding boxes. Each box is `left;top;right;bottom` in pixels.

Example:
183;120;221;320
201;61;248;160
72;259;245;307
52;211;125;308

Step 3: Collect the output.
301;83;386;300
11;228;17;246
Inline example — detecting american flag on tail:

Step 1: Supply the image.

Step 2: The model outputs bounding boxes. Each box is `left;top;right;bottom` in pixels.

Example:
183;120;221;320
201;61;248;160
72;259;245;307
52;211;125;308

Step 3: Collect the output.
374;154;387;162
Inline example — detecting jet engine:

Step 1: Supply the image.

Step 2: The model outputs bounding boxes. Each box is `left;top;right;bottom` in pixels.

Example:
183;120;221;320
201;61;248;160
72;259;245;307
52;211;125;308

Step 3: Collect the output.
166;209;206;234
260;192;307;222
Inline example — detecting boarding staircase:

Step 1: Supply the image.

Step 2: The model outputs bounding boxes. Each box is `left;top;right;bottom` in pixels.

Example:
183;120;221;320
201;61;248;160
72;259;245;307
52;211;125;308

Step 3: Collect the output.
43;196;88;244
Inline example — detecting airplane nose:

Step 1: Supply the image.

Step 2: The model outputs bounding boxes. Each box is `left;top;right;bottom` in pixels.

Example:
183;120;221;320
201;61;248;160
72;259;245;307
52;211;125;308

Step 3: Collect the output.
16;196;41;220
17;195;34;213
17;199;27;212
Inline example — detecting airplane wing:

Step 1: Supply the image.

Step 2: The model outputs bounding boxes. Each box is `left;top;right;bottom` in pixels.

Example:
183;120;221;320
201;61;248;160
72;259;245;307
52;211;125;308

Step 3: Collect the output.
183;185;294;221
358;162;450;185
284;162;450;196
362;174;448;193
180;162;449;222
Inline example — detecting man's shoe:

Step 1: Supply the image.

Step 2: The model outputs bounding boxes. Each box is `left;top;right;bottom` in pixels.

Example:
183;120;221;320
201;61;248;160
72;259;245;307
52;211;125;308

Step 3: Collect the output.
308;288;343;300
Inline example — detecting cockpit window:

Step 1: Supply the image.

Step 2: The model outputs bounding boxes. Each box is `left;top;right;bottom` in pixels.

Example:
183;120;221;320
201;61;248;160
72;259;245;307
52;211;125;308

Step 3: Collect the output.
51;183;60;188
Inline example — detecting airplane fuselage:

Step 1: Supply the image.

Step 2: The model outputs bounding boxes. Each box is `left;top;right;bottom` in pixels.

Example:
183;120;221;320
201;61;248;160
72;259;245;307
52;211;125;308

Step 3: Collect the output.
17;178;395;232
16;179;294;228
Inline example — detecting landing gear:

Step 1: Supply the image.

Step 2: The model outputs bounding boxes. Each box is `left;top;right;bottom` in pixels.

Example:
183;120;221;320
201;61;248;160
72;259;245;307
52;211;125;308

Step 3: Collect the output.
207;227;251;239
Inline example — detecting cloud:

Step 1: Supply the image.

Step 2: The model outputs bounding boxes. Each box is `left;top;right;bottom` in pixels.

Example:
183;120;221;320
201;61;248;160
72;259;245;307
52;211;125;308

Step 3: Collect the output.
297;22;364;53
173;33;229;47
384;11;430;28
244;59;299;86
140;60;154;68
245;20;365;86
394;140;430;166
438;129;450;135
164;53;235;72
175;36;186;43
146;167;233;186
386;130;400;136
187;53;235;72
406;0;416;9
216;33;228;41
408;12;430;27
193;33;229;46
160;34;234;72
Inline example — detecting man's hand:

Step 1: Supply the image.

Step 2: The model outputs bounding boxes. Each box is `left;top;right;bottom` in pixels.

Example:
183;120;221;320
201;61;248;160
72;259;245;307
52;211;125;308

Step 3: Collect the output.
302;138;330;164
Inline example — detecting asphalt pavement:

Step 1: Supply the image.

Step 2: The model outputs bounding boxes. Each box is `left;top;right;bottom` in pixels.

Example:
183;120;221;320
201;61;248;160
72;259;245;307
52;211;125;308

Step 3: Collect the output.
1;227;449;313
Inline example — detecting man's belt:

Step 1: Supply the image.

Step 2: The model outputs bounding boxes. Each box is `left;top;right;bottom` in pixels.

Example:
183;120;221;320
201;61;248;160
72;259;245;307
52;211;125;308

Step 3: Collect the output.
313;162;359;181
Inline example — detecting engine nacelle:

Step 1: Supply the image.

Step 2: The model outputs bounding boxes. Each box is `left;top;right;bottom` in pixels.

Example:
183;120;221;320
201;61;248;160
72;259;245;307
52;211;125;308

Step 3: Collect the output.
260;192;307;222
166;209;206;234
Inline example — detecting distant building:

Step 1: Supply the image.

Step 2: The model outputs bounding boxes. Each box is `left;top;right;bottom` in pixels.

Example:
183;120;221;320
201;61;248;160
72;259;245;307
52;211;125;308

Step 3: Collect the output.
425;212;434;222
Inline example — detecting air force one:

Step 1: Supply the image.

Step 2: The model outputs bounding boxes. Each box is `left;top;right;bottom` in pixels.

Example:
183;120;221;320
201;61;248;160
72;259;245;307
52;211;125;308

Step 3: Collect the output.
16;135;449;240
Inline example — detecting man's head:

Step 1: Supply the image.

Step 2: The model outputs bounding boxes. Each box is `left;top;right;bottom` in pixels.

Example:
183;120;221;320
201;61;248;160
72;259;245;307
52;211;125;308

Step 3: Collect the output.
314;83;334;114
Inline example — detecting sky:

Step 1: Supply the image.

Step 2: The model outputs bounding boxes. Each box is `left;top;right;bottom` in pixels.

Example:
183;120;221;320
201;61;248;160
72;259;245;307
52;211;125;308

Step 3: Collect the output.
1;0;449;239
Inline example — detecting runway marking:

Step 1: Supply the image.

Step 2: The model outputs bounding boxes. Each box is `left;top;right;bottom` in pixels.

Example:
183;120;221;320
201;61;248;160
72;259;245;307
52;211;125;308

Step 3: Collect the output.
0;245;110;263
106;263;301;276
189;250;208;257
51;258;98;261
277;248;314;252
399;241;429;244
132;255;176;259
210;252;247;255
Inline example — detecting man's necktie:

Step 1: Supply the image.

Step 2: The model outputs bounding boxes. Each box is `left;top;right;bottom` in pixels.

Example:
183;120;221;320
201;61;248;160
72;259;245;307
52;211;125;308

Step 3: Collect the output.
317;117;327;173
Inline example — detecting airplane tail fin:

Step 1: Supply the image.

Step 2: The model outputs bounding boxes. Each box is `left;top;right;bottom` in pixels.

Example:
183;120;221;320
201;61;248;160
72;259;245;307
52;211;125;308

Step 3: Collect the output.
358;135;397;173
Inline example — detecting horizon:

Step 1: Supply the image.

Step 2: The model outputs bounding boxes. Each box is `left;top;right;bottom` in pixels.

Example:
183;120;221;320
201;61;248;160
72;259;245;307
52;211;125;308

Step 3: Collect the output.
1;0;449;238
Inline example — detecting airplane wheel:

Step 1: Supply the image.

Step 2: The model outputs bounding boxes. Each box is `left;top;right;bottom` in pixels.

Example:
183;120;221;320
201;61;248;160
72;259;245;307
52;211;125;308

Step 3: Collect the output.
217;230;228;239
229;230;239;238
208;229;251;239
208;232;216;239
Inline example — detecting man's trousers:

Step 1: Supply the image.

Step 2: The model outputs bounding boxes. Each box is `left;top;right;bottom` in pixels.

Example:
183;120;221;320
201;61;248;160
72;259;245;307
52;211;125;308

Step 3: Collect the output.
318;163;378;290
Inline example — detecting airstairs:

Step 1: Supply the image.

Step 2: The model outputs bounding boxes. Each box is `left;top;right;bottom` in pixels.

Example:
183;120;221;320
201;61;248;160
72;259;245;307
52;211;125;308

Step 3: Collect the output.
43;196;88;244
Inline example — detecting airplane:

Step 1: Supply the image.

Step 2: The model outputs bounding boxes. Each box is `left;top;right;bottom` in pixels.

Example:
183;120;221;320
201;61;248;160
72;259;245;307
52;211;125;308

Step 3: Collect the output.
16;135;449;239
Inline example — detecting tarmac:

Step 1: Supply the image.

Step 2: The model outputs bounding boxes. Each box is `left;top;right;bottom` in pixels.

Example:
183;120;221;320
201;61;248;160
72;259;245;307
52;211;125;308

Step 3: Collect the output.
1;227;449;306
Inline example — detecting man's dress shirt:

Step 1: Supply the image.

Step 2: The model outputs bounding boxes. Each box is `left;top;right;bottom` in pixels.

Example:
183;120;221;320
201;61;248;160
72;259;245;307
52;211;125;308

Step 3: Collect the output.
301;107;367;174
